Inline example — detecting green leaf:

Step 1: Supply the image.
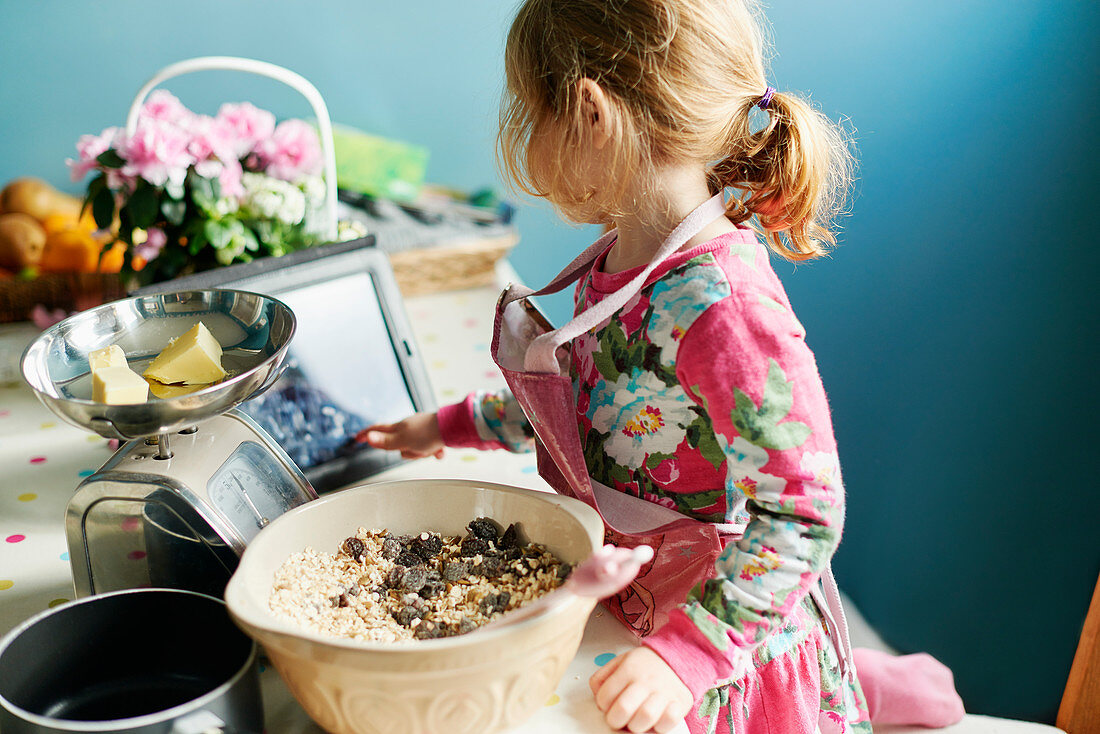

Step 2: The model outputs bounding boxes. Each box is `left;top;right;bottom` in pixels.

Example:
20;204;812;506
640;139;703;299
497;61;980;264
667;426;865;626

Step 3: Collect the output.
729;359;812;450
91;186;115;230
127;183;158;228
161;199;186;226
204;220;233;249
758;359;794;422
95;149;125;169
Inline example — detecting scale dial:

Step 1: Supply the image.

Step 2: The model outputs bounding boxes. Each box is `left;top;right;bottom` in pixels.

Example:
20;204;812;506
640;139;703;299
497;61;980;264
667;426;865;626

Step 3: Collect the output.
208;440;309;544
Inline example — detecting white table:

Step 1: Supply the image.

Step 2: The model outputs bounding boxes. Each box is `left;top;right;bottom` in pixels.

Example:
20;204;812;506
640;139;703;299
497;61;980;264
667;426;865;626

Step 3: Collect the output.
0;276;1062;733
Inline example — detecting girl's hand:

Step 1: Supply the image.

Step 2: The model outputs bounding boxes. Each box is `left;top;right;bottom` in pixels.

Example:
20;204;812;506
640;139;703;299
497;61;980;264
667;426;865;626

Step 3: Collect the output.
356;412;445;460
589;647;692;733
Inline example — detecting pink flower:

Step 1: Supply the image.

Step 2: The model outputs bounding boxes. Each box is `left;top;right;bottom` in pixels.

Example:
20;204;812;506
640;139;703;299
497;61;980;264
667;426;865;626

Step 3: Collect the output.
215;102;276;159
217;158;244;198
256;119;322;182
67;126;122;182
119;119;194;188
140;90;193;127
135;227;167;262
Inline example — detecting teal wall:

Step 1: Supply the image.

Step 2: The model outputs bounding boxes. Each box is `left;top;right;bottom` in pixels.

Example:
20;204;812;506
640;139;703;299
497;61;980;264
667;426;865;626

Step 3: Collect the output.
2;1;1097;723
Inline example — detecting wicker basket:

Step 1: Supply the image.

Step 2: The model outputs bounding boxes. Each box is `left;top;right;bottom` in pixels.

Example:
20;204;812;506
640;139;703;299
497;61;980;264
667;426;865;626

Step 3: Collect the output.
0;273;128;324
385;232;517;297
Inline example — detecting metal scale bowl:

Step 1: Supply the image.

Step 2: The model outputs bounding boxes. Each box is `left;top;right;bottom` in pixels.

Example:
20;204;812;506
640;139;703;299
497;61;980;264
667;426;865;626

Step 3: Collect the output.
21;289;318;598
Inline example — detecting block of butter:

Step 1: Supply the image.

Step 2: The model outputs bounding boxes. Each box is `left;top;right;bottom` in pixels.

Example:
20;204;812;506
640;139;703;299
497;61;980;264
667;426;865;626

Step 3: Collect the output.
147;381;206;399
89;344;127;372
143;322;227;386
93;366;150;405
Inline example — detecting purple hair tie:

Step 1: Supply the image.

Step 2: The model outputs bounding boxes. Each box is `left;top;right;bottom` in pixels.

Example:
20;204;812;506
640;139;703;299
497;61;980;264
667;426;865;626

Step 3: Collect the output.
756;86;776;110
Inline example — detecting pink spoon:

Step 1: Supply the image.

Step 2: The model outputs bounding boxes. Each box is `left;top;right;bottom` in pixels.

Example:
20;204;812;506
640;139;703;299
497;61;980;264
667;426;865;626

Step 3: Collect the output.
471;544;654;633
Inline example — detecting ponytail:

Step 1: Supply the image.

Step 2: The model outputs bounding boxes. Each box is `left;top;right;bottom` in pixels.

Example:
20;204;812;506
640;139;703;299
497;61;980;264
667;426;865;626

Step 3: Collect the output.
708;91;854;261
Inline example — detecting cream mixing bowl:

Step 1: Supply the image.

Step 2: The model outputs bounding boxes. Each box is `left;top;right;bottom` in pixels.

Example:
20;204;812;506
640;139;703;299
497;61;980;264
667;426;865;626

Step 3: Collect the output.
224;478;605;734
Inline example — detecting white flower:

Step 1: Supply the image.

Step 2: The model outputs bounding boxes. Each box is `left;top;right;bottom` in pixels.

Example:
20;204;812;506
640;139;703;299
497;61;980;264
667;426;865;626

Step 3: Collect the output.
799;450;843;490
240;172;306;225
589;368;695;467
647;266;730;365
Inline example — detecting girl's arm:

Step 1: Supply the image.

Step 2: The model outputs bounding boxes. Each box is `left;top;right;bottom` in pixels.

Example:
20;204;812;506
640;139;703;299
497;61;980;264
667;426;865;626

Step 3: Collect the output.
436;388;536;453
643;290;846;698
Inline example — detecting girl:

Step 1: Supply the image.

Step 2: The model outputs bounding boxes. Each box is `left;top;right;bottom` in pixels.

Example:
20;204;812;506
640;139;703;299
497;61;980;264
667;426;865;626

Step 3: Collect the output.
365;1;871;731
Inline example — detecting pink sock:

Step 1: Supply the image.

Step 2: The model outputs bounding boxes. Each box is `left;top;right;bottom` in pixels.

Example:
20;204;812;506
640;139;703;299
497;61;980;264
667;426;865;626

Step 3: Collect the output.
854;647;966;728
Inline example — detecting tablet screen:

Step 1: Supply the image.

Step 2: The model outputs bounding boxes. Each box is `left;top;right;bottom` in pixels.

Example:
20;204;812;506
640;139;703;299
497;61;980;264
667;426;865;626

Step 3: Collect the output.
238;272;417;471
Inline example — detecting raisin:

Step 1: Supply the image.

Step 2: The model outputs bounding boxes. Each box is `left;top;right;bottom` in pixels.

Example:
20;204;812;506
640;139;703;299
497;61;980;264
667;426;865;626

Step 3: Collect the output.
419;578;445;598
467;517;501;541
393;605;423;627
476;555;505;578
556;563;572;580
337;594;350;608
343;537;365;560
411;533;443;561
457;617;478;635
396;550;422;568
346;585;360;597
478;591;510;616
387;566;406;588
460;534;490;557
400;565;428;592
442;560;470;582
381;537;403;561
414;619;444;639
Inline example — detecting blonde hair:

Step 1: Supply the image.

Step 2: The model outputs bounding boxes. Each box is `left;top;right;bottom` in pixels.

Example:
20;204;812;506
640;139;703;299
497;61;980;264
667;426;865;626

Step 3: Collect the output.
499;0;854;260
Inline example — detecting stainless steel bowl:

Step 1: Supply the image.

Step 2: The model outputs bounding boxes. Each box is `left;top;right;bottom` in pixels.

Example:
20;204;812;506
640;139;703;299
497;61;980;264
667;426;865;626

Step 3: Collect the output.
21;290;296;440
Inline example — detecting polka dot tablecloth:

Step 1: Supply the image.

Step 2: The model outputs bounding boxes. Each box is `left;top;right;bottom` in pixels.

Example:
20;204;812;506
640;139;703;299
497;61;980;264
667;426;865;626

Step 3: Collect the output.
0;274;644;734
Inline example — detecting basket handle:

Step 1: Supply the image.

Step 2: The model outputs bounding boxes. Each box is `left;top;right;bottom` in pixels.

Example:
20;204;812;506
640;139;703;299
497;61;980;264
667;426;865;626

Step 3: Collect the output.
126;56;338;240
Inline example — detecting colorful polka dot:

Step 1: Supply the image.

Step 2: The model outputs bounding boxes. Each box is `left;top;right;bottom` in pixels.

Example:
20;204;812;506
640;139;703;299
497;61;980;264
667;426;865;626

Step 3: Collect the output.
594;653;616;666
0;410;9;418
121;517;140;532
484;370;500;380
422;333;438;343
86;435;101;443
431;360;447;370
474;343;488;351
461;455;478;463
40;422;56;430
128;550;147;561
545;693;561;706
463;318;478;328
48;598;69;608
0;580;12;591
5;534;25;544
441;389;457;398
29;456;46;464
17;493;37;502
78;469;94;478
521;465;537;474
60;552;69;561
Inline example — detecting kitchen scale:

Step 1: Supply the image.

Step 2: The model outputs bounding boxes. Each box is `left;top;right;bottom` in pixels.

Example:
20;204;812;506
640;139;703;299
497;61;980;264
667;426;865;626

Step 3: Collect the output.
21;289;318;598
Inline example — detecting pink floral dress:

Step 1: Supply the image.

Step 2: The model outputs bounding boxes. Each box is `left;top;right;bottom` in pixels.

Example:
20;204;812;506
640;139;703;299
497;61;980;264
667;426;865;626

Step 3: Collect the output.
438;231;871;733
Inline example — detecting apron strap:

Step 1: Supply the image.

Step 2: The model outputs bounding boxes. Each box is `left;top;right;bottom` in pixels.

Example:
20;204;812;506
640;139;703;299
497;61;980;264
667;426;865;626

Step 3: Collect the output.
811;564;856;678
499;228;619;309
524;193;729;374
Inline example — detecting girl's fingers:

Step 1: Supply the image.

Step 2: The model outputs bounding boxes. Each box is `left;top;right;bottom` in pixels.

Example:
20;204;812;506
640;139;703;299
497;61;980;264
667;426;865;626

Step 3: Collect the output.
653;702;689;734
626;693;667;733
589;653;624;695
605;682;649;731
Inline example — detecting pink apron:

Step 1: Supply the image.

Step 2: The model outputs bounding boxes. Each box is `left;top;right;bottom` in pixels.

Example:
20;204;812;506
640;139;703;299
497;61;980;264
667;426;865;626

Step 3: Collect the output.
491;194;854;679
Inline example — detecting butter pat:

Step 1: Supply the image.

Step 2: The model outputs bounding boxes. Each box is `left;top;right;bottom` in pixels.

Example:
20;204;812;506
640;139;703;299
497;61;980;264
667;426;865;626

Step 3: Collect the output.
147;380;206;399
89;344;127;372
93;366;150;405
143;322;227;386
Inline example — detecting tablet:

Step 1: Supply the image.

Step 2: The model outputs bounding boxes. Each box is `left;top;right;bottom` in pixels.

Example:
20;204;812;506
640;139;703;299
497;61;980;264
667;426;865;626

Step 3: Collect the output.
134;238;436;492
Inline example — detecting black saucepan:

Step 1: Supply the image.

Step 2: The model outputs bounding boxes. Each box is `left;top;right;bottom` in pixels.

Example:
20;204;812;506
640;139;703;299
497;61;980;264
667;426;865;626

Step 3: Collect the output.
0;589;262;733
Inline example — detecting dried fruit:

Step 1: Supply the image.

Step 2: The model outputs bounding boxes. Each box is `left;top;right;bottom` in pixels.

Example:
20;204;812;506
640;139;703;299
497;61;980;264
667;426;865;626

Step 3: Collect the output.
467;517;501;541
442;560;470;582
411;533;443;561
499;523;522;550
381;537;403;561
556;563;573;580
460;534;490;557
396;550;422;568
476;554;505;578
400;565;428;593
392;605;424;627
413;619;444;639
479;591;510;616
386;566;406;589
342;537;365;560
419;571;445;598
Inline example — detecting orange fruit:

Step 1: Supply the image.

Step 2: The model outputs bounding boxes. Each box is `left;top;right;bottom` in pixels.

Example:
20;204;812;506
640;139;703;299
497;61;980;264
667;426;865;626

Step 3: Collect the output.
39;228;100;273
97;242;125;273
